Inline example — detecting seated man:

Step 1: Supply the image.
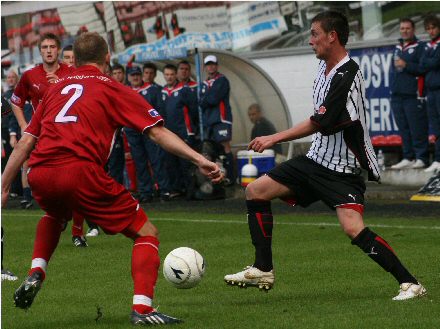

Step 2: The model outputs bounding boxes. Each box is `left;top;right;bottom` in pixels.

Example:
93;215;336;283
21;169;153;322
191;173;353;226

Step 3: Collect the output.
248;103;282;155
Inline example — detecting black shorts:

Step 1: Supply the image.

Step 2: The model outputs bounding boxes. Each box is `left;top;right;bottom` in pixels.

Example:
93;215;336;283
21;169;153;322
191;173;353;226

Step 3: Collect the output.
204;123;232;143
267;155;366;210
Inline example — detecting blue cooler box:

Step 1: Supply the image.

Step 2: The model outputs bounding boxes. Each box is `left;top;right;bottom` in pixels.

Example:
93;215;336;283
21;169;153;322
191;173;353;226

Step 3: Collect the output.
237;150;276;179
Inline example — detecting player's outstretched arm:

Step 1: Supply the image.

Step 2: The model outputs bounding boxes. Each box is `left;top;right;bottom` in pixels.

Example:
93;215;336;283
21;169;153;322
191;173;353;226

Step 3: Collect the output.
11;104;28;134
147;125;223;184
249;118;319;153
1;134;36;207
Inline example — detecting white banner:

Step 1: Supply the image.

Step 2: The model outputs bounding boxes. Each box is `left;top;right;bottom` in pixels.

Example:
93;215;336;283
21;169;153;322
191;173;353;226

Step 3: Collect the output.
122;2;287;57
230;2;287;50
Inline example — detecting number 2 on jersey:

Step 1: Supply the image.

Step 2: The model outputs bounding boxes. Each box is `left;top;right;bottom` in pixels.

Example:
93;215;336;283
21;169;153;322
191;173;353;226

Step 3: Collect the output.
55;84;83;123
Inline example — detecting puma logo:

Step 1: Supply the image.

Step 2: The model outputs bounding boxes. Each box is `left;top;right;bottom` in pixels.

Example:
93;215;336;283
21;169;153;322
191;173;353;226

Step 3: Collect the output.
368;247;378;255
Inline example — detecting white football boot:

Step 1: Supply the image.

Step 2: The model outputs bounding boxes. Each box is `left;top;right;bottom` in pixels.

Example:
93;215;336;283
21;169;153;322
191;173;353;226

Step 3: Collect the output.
392;282;427;300
86;228;99;237
224;266;274;291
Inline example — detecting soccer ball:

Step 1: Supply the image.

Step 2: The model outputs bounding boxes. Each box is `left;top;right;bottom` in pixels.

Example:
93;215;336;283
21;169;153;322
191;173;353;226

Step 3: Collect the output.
163;247;205;289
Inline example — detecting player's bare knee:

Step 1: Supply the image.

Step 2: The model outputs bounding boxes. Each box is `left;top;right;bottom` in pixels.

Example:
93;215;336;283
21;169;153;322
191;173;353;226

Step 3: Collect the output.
245;180;264;200
337;207;365;239
136;220;159;238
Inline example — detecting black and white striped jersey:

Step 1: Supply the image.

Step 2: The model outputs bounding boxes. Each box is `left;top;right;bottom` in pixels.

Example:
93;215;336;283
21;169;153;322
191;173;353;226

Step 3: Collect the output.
307;55;380;181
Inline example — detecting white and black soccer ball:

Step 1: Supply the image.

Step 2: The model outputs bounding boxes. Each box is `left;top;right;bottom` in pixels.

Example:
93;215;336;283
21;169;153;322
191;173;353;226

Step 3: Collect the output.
163;247;205;289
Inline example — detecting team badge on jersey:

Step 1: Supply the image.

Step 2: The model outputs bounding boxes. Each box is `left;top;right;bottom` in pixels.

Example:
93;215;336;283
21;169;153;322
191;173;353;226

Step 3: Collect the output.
174;91;179;97
318;106;327;114
148;109;160;118
11;94;21;104
148;109;160;117
142;90;148;95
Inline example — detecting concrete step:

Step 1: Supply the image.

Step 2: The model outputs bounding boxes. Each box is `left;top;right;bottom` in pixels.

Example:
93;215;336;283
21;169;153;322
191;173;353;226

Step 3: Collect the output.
379;168;435;187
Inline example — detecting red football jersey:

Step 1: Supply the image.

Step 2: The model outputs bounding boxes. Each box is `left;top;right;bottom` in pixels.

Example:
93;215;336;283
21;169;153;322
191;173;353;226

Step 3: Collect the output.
11;62;74;111
25;65;163;168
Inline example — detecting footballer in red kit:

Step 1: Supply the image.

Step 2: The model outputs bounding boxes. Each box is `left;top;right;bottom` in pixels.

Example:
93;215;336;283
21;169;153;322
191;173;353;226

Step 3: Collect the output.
10;33;74;132
11;61;73;114
25;65;162;234
2;32;222;325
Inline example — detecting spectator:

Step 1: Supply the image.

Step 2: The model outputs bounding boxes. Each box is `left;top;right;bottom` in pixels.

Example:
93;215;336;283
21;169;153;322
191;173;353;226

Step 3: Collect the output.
420;14;440;173
8;90;34;210
177;60;197;90
2;71;20;177
61;44;74;66
390;18;428;170
247;103;282;155
200;55;235;185
140;62;170;200
161;64;199;197
108;63;127;185
125;65;170;202
111;63;126;84
3;76;28;202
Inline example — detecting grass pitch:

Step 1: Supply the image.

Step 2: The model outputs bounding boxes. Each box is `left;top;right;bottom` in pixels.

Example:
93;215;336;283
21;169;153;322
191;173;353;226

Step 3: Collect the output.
1;204;439;329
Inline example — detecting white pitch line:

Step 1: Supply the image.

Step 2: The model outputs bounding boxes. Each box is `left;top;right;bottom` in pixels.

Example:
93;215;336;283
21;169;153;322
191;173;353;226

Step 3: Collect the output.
152;217;440;230
4;213;440;231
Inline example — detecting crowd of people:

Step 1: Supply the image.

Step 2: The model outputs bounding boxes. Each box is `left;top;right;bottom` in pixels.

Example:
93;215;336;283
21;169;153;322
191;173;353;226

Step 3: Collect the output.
390;14;440;172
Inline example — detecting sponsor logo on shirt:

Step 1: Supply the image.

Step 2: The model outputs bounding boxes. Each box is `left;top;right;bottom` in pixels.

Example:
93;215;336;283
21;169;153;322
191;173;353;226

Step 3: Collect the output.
318;106;327;114
148;109;160;118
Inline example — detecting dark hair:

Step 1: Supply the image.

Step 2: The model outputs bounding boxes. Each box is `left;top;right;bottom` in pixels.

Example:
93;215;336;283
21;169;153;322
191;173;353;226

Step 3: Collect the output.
73;32;108;66
143;62;157;73
39;33;61;50
400;18;415;28
424;14;440;29
177;60;191;69
248;103;262;112
111;63;125;73
62;44;73;53
163;64;177;73
311;11;349;46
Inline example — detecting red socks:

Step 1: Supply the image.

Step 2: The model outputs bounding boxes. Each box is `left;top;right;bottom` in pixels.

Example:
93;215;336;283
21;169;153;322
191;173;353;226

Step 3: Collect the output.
29;215;65;281
131;236;160;314
71;212;85;236
32;215;64;264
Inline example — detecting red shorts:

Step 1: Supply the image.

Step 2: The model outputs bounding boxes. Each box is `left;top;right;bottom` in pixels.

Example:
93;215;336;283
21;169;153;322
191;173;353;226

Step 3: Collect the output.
28;162;147;237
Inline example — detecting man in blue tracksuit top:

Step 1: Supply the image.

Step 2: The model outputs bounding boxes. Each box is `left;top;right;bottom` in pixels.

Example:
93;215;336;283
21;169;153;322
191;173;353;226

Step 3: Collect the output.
161;64;199;196
390;18;428;170
420;14;440;173
125;64;170;202
200;55;235;185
